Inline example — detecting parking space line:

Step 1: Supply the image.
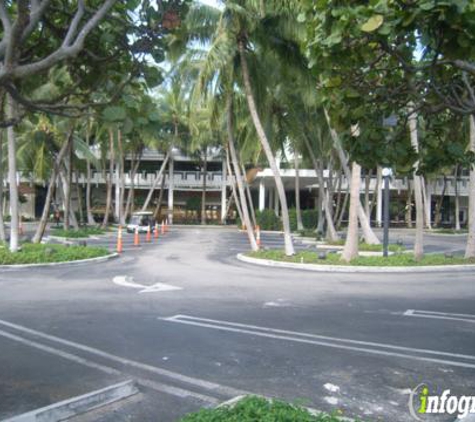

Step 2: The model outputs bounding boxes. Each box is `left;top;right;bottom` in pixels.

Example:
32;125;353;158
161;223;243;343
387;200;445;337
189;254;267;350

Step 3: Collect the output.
404;309;475;323
0;329;121;376
0;318;247;400
161;315;475;370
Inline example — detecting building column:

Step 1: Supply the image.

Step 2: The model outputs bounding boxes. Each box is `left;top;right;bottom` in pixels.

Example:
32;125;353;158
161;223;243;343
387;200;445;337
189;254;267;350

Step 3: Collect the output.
274;186;279;216
167;156;174;224
221;157;227;224
258;180;265;211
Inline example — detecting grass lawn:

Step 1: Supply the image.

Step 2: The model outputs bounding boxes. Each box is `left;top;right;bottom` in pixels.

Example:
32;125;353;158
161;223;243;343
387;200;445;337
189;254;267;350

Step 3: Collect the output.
0;243;110;265
248;249;475;267
324;240;405;253
179;396;351;422
429;228;468;234
50;227;107;238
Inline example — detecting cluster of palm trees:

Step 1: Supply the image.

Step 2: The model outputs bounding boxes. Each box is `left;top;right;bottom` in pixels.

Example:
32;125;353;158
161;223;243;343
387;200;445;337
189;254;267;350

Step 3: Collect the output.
2;0;474;263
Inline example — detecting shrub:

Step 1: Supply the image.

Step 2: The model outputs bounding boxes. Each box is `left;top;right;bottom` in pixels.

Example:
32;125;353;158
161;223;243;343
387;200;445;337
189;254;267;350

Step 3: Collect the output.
302;210;319;229
0;243;109;265
179;396;346;422
255;209;282;231
51;227;106;238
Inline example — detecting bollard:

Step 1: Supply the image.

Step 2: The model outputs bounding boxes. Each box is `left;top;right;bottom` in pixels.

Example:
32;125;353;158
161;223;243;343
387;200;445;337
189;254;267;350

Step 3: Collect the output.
154;223;159;240
134;227;140;246
117;226;123;253
146;225;151;242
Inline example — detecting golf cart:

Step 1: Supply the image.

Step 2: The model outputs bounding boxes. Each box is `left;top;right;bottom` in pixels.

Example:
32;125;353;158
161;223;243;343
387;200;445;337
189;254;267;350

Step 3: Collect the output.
126;211;155;233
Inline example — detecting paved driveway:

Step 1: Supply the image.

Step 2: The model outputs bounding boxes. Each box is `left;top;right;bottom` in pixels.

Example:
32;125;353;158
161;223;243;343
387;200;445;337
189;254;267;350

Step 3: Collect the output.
0;227;473;421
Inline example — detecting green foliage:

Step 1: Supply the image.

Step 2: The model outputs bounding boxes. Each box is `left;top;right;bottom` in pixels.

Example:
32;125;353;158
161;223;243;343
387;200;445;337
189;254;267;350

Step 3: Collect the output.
0;244;109;265
255;209;282;231
179;396;347;422
289;208;319;232
186;196;202;211
248;250;475;267
51;227;106;238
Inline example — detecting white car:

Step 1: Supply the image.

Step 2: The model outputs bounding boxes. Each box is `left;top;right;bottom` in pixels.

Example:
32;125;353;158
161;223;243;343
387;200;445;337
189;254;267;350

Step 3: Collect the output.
126;212;155;233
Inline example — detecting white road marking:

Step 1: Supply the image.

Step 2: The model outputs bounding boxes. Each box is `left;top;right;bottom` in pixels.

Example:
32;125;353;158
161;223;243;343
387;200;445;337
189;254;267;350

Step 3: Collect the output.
0;329;121;376
112;276;182;294
161;315;475;370
0;327;219;404
0;318;246;399
404;309;475;323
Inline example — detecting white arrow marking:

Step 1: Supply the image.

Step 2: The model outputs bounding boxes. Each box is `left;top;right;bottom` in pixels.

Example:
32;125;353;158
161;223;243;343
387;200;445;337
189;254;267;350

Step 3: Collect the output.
113;276;182;294
139;283;182;294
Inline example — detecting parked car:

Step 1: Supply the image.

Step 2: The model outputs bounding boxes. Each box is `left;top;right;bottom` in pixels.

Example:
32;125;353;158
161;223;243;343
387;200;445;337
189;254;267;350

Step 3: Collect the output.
126;212;155;233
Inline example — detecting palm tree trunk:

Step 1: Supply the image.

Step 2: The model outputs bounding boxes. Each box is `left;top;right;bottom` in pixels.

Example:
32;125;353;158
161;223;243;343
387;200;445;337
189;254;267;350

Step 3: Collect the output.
434;176;447;227
243;165;257;227
6;94;19;251
326;121;378;243
153;173;166;221
226;93;258;251
125;154;142;219
201;148;207;225
102;129;114;228
0;129;6;242
141;151;170;211
302;135;338;240
370;166;382;218
294;153;304;231
238;41;294;255
316;160;325;234
421;177;432;229
364;170;371;220
86;155;95;226
454;165;460;231
63;136;73;231
33;132;72;243
85;119;96;226
336;187;349;230
117;130;126;225
226;147;244;225
405;183;413;228
342;161;362;262
465;115;475;258
75;170;84;225
408;104;424;260
323;109;379;244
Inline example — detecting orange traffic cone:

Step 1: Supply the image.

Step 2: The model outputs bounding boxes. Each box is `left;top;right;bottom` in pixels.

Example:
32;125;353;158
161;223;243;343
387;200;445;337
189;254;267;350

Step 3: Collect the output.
256;225;261;248
154;223;159;240
134;227;140;247
146;225;151;242
117;226;123;253
161;220;165;235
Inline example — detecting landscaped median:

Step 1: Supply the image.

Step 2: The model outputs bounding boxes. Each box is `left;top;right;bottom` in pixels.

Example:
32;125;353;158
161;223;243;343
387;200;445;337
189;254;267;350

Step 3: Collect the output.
50;226;108;239
179;395;352;422
0;243;112;266
238;249;475;273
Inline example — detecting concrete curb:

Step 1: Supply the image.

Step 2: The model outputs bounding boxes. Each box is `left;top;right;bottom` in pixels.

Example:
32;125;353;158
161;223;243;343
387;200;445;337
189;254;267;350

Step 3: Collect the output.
237;253;475;273
0;253;118;270
3;379;138;422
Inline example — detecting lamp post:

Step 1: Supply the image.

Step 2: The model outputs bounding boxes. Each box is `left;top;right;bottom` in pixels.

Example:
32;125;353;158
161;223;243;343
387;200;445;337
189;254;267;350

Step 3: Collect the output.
382;167;392;257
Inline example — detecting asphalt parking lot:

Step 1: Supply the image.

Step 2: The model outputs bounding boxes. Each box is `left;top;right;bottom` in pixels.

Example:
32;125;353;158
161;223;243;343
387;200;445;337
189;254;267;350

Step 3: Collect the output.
0;227;473;421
